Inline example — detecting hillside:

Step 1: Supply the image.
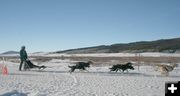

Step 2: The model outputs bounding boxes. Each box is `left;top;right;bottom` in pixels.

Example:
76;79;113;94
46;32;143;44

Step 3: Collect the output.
1;51;19;55
56;38;180;54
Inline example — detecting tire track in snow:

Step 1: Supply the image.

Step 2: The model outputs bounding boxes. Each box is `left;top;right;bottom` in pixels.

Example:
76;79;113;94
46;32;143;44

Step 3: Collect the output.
52;73;78;96
53;73;94;96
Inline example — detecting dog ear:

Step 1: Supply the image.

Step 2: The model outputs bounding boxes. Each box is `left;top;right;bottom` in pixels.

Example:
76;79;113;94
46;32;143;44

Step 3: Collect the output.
88;61;93;64
171;63;178;68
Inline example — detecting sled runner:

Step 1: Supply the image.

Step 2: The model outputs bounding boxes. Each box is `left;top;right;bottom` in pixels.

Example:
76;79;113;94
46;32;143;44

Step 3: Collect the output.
24;60;46;70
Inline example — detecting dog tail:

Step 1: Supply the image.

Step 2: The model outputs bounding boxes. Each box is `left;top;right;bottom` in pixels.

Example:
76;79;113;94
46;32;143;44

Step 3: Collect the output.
68;66;73;68
109;67;113;69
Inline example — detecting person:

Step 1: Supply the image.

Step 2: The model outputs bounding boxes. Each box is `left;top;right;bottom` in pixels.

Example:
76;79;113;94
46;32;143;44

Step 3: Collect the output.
19;46;28;71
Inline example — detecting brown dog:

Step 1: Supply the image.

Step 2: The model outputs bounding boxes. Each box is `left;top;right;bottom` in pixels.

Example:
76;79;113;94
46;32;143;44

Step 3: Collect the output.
155;63;178;76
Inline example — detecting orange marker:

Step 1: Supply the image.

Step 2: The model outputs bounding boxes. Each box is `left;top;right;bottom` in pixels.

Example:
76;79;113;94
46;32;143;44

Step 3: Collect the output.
2;65;8;75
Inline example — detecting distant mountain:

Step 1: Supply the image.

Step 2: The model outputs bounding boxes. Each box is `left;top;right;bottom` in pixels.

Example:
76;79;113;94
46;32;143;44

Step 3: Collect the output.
56;38;180;54
1;51;19;55
32;51;45;54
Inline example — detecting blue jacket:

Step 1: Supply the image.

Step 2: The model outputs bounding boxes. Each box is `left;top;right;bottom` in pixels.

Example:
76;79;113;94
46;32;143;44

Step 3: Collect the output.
20;49;27;61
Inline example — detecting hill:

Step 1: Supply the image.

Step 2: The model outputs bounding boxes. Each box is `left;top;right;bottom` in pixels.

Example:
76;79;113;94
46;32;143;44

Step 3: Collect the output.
56;38;180;54
1;51;19;55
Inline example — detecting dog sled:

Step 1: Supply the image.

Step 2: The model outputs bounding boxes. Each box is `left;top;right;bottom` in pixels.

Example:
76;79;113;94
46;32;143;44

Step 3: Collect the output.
24;60;46;70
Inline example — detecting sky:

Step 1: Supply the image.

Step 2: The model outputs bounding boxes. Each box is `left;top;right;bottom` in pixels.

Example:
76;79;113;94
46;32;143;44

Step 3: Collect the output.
0;0;180;53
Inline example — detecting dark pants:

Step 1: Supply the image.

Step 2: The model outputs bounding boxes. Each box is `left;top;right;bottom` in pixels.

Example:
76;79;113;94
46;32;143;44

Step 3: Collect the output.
19;60;25;71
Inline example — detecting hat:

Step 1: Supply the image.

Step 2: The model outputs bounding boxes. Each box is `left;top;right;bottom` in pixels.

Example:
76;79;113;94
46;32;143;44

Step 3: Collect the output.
21;46;25;49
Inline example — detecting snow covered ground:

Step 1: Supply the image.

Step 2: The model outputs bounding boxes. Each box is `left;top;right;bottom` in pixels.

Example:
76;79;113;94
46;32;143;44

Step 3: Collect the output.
0;59;180;96
43;52;180;57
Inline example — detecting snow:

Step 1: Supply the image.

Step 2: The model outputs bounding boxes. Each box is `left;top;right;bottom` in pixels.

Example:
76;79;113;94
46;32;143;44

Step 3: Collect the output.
0;59;180;96
42;52;180;57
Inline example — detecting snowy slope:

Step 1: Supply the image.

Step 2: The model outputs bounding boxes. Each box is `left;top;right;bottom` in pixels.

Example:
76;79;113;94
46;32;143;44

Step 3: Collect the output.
0;59;180;96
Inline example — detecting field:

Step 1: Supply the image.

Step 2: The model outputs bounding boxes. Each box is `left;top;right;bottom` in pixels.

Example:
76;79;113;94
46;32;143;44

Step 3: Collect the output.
0;53;180;96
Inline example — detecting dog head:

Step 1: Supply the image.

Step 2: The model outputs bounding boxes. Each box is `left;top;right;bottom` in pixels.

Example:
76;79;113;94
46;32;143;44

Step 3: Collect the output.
85;63;90;67
172;63;178;68
109;67;116;71
128;65;135;70
87;61;93;64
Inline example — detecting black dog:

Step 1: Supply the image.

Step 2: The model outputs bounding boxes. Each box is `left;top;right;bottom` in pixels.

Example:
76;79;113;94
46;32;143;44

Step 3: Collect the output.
24;60;46;70
109;62;134;73
68;61;92;73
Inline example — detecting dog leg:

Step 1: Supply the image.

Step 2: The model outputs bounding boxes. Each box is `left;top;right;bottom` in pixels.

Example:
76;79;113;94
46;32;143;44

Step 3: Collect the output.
115;69;118;72
84;69;89;72
122;70;125;73
119;69;122;73
69;68;75;73
69;70;72;74
126;70;129;73
165;72;169;76
79;69;84;72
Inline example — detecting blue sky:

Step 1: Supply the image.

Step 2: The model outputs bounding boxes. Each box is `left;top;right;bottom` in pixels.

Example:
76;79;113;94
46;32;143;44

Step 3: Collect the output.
0;0;180;53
